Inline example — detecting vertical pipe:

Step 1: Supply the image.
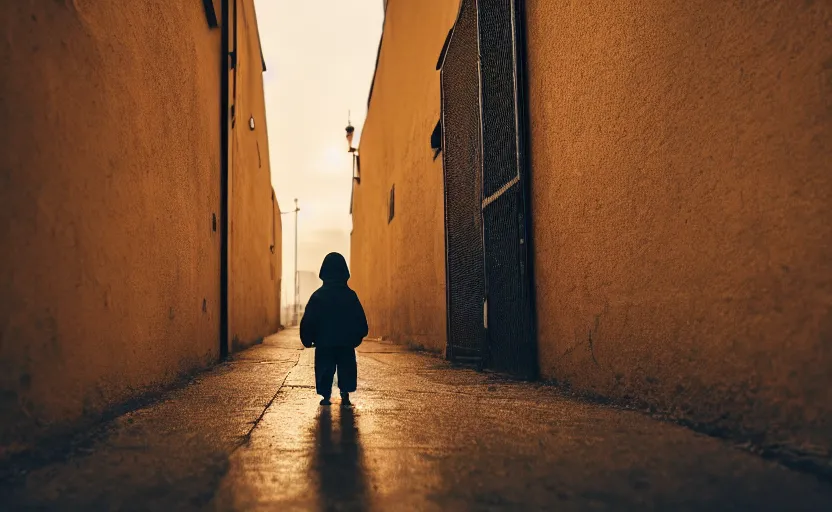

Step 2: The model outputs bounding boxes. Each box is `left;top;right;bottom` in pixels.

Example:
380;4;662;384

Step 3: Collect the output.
219;0;230;360
474;0;489;369
271;193;276;250
512;0;539;380
440;65;453;362
294;198;299;326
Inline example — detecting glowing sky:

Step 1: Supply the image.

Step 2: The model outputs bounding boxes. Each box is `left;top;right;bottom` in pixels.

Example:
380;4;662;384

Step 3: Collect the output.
253;0;385;304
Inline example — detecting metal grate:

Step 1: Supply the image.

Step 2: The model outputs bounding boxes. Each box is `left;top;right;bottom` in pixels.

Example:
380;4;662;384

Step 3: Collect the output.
440;0;535;377
477;0;535;378
441;0;485;361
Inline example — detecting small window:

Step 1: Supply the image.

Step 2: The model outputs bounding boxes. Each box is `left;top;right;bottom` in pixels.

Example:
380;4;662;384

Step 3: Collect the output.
430;120;442;160
352;154;361;184
201;0;219;28
388;185;395;223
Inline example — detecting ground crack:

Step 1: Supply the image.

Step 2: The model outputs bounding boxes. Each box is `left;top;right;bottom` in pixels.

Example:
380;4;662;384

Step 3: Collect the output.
236;355;300;448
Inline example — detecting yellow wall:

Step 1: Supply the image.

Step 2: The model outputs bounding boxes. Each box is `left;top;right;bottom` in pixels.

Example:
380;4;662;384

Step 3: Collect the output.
350;0;460;352
229;0;281;350
526;0;832;452
353;0;832;456
0;0;278;452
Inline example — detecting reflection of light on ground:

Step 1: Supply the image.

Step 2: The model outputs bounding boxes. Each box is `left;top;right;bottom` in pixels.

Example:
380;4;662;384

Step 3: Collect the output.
210;350;379;510
212;391;321;510
8;330;830;509
210;348;448;511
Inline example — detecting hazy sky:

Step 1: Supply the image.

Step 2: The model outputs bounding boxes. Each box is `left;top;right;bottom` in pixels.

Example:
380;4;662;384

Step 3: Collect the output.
253;0;385;304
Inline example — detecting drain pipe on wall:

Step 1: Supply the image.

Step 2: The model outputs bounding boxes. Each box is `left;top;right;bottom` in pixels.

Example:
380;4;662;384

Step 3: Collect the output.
219;0;232;360
512;0;540;380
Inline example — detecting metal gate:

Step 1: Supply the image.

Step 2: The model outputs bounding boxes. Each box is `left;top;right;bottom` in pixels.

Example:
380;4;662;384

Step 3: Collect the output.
440;0;485;364
441;0;536;378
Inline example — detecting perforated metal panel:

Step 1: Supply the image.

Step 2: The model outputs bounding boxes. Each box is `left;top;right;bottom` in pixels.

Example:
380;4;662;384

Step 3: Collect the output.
441;0;535;377
441;0;485;361
477;0;536;378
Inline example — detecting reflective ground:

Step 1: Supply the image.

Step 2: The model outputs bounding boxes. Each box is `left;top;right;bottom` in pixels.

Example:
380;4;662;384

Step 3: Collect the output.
3;330;831;511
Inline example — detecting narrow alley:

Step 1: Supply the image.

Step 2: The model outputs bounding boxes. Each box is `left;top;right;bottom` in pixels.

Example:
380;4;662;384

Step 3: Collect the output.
2;1;831;510
1;329;830;511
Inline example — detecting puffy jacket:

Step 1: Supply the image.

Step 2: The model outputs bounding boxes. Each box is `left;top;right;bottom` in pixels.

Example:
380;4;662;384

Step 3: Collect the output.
300;253;369;348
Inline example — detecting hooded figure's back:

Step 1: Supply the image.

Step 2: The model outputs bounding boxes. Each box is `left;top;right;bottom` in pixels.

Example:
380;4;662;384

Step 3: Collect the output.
300;253;369;348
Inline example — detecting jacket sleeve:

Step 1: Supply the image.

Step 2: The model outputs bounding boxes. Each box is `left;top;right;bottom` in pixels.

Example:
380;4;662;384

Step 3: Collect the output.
299;295;318;348
352;293;369;347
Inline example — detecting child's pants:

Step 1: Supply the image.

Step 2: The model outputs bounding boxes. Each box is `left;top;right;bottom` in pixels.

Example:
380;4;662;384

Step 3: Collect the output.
315;346;357;397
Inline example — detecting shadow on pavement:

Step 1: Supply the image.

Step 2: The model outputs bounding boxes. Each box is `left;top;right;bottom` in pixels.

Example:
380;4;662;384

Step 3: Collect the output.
314;405;370;511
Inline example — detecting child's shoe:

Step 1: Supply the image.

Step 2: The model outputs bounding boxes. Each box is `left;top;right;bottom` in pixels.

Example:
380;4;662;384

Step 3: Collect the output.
320;397;332;406
340;392;352;407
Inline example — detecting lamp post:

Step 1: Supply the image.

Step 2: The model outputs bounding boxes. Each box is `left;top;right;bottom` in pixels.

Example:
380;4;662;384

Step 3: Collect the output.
346;121;355;153
280;198;300;326
346;114;360;205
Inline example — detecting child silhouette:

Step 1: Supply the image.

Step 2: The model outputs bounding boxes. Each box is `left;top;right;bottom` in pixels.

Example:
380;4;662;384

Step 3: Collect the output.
300;253;369;406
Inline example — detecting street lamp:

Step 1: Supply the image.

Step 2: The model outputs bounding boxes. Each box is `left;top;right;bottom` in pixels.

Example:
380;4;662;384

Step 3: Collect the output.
346;114;361;216
346;124;355;153
280;198;300;326
346;113;359;185
346;110;356;153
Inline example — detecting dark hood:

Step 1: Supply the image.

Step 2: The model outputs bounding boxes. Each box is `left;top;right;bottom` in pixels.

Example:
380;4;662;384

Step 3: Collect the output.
319;252;350;283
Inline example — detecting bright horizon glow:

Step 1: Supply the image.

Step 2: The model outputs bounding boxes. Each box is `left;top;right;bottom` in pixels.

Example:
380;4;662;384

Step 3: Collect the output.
321;145;346;173
254;0;385;305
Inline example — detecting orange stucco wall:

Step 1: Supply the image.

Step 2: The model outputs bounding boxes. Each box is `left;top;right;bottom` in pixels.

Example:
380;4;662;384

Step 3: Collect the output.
0;0;279;452
229;0;281;350
350;0;460;352
352;0;831;457
526;0;832;454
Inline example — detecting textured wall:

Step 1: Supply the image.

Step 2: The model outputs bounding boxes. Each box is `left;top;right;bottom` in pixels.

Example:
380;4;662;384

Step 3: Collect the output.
229;0;281;350
0;1;222;451
0;0;279;452
526;0;832;455
350;0;460;352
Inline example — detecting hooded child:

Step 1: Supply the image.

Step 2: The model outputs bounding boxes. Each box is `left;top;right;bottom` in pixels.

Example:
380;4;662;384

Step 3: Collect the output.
300;252;369;406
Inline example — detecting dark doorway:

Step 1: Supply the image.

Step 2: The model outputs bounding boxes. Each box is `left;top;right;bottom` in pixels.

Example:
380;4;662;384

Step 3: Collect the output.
440;0;536;379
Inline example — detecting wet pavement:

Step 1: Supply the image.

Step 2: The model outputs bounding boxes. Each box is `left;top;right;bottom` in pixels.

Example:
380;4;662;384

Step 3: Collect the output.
2;329;832;511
